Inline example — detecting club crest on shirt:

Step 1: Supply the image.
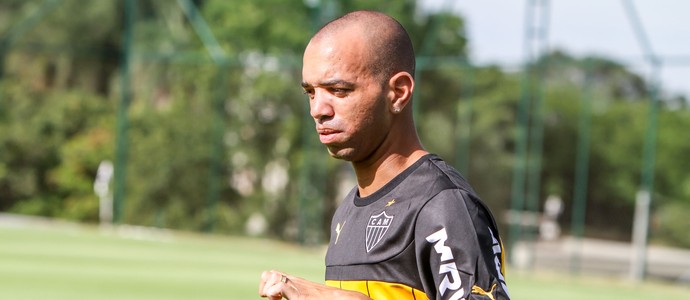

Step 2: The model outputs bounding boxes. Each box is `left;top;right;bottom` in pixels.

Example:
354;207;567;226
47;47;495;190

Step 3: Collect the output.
366;211;394;252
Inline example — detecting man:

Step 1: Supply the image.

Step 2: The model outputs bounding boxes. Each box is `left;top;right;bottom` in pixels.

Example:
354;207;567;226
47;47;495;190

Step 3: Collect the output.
259;10;510;300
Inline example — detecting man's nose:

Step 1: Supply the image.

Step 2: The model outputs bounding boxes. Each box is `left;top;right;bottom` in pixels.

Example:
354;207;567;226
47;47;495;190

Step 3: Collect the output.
309;90;334;122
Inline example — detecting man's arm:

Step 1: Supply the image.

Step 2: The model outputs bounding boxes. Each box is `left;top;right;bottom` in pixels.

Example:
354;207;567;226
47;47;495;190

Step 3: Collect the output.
259;270;372;300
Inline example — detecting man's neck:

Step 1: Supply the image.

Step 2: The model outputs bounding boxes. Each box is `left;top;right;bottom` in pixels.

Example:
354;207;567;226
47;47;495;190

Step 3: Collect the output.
352;148;428;197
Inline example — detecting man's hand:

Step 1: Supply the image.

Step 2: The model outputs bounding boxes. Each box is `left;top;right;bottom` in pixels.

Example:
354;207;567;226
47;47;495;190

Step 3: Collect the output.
259;270;371;300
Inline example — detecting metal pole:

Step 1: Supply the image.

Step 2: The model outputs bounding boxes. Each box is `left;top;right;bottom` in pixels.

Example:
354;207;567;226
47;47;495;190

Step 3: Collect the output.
177;0;228;65
113;0;135;224
629;63;660;281
455;63;474;176
509;0;536;262
0;40;6;113
524;1;550;268
630;190;651;280
204;67;227;232
0;40;6;80
176;0;231;231
570;62;595;274
621;0;662;281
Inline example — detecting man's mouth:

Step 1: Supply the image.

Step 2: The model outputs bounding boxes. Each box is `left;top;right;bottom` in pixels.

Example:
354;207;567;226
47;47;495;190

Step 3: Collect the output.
317;128;341;144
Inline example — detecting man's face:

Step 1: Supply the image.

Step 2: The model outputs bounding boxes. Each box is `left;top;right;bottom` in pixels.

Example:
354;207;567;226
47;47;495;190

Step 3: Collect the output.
301;34;392;162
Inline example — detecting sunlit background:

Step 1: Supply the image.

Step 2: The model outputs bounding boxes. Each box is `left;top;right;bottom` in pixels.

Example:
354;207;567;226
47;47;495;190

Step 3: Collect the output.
1;0;688;299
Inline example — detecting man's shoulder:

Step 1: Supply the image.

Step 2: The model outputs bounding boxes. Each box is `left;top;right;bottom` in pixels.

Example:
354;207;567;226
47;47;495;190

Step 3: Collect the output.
410;154;477;196
416;155;499;226
427;155;475;187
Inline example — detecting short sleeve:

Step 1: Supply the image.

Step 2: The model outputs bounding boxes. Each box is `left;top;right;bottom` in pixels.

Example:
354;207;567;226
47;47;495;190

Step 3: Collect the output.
415;189;510;300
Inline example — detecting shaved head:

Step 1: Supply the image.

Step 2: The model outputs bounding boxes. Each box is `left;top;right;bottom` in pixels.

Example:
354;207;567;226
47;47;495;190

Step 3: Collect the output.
301;10;423;178
311;11;416;81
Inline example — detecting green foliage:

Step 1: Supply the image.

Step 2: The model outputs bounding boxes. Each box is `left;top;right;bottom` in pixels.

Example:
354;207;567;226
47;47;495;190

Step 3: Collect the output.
654;109;690;203
0;78;114;217
537;53;690;241
203;0;312;55
1;0;689;249
654;202;690;248
464;68;522;211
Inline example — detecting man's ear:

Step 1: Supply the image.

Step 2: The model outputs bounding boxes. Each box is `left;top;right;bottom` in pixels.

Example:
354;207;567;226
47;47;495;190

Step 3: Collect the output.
388;71;414;114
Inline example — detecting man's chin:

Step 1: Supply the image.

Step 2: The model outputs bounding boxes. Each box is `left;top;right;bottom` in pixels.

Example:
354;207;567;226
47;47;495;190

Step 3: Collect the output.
326;147;355;161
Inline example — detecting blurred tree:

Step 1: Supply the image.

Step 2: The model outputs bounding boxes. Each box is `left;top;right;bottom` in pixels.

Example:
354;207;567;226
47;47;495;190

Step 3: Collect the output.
1;0;689;249
537;51;690;241
0;78;114;216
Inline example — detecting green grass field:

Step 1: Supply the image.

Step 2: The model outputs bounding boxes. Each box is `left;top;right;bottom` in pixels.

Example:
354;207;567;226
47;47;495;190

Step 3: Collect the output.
1;222;688;299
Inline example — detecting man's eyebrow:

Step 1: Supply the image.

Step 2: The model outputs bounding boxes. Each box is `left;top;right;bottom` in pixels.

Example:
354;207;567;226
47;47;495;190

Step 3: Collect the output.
301;79;355;88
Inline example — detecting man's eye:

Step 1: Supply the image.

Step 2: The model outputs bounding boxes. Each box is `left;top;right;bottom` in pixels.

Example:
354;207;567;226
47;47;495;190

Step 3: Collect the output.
330;88;350;96
303;89;315;98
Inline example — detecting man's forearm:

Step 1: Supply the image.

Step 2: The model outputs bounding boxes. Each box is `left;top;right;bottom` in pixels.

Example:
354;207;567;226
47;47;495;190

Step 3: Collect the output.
259;270;372;300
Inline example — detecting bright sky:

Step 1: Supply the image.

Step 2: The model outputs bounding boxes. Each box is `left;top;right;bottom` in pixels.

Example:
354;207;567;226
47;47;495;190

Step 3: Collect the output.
421;0;690;100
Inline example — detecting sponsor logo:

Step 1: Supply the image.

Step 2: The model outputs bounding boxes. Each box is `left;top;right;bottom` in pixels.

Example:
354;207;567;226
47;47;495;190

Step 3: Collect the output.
366;211;394;252
426;227;466;300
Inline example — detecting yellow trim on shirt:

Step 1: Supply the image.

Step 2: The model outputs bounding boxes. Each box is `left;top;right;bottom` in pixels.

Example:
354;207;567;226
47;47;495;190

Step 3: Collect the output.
326;280;429;300
500;240;507;276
